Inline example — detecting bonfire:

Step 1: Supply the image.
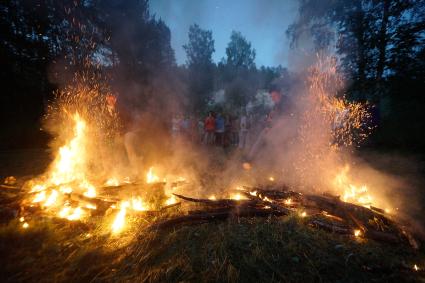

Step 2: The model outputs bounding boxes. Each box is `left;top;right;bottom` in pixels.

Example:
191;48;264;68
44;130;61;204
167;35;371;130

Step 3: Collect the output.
1;57;423;281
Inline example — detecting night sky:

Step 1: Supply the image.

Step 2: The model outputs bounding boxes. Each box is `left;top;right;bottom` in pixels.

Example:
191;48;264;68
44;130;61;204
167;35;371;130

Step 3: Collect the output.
150;0;298;67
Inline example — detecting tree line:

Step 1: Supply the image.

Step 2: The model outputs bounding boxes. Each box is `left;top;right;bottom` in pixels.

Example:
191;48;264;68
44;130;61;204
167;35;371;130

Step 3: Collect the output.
1;0;424;150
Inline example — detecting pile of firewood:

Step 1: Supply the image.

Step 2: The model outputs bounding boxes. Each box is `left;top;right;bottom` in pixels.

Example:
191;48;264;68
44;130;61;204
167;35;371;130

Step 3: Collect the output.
3;176;418;248
150;185;418;248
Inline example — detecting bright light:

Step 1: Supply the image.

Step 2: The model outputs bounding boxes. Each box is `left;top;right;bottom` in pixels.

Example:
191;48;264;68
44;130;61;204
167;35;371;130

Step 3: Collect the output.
131;197;148;211
112;202;129;233
33;191;46;203
165;195;177;206
146;167;159;183
44;190;58;207
230;193;247;201
105;178;120;186
354;229;362;237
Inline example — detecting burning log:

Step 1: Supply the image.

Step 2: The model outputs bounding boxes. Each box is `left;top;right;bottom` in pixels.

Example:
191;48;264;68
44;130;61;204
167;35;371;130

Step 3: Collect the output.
69;193;115;214
241;192;291;214
172;193;258;207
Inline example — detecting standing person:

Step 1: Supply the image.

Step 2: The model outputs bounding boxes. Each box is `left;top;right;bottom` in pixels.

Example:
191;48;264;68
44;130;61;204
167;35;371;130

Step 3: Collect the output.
198;118;204;143
230;115;239;146
181;115;190;139
171;114;180;140
224;114;232;147
238;111;249;150
105;94;143;178
204;111;216;145
215;113;225;146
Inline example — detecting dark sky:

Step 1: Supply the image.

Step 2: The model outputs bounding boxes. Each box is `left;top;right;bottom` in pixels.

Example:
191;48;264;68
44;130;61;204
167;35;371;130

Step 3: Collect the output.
150;0;298;67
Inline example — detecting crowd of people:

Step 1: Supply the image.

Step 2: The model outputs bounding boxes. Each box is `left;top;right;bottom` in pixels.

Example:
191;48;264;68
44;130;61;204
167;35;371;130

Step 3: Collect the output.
171;111;254;150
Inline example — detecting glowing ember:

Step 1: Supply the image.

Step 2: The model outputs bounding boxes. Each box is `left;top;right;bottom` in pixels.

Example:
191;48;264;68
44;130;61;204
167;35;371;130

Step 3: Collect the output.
131;197;148;211
82;182;96;198
19;217;25;222
208;195;217;200
146;167;160;183
59;186;73;194
262;196;273;203
112;202;129;233
85;203;97;210
105;178;120;186
354;229;362;237
414;264;419;271
22;222;29;229
59;206;85;221
30;184;46;193
230;193;248;200
67;207;84;221
284;198;292;205
165;195;177;206
33;191;46;203
300;211;307;217
59;207;71;218
249;191;258;196
44;190;59;207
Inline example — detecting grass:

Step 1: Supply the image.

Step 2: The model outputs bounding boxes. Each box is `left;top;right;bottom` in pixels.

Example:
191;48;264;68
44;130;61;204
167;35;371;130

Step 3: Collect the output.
0;213;424;283
1;149;425;282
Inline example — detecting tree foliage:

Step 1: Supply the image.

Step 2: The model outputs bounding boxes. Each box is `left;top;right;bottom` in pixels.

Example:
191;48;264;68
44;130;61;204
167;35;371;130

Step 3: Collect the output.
0;0;178;148
183;24;215;67
288;0;425;149
225;31;256;70
183;24;215;112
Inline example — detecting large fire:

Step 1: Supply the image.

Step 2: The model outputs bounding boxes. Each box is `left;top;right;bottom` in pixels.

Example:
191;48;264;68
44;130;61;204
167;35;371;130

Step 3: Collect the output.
19;56;393;238
24;110;177;232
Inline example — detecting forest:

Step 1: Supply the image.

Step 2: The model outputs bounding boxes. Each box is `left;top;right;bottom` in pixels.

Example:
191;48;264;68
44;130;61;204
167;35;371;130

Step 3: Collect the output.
1;0;424;151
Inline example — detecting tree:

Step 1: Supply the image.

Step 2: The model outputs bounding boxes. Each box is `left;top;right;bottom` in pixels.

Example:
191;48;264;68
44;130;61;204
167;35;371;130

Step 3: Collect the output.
287;0;425;149
183;24;215;67
183;24;215;112
287;0;425;96
225;31;256;69
218;31;258;108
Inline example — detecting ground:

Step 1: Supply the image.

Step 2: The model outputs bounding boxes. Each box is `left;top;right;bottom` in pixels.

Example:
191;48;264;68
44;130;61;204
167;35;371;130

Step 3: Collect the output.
0;148;425;282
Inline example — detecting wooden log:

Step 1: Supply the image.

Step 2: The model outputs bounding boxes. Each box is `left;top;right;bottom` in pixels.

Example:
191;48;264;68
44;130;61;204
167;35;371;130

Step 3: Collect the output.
240;191;291;214
172;193;258;207
149;207;286;230
364;230;400;244
242;186;301;200
309;219;351;234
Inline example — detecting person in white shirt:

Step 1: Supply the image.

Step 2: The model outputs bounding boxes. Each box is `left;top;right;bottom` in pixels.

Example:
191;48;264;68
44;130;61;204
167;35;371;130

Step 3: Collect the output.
238;111;249;150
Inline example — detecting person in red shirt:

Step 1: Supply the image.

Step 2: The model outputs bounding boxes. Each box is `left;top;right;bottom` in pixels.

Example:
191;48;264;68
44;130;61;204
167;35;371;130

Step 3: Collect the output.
203;111;216;145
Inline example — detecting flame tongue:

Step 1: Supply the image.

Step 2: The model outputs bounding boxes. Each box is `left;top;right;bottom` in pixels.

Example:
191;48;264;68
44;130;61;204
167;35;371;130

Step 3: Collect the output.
50;113;87;186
